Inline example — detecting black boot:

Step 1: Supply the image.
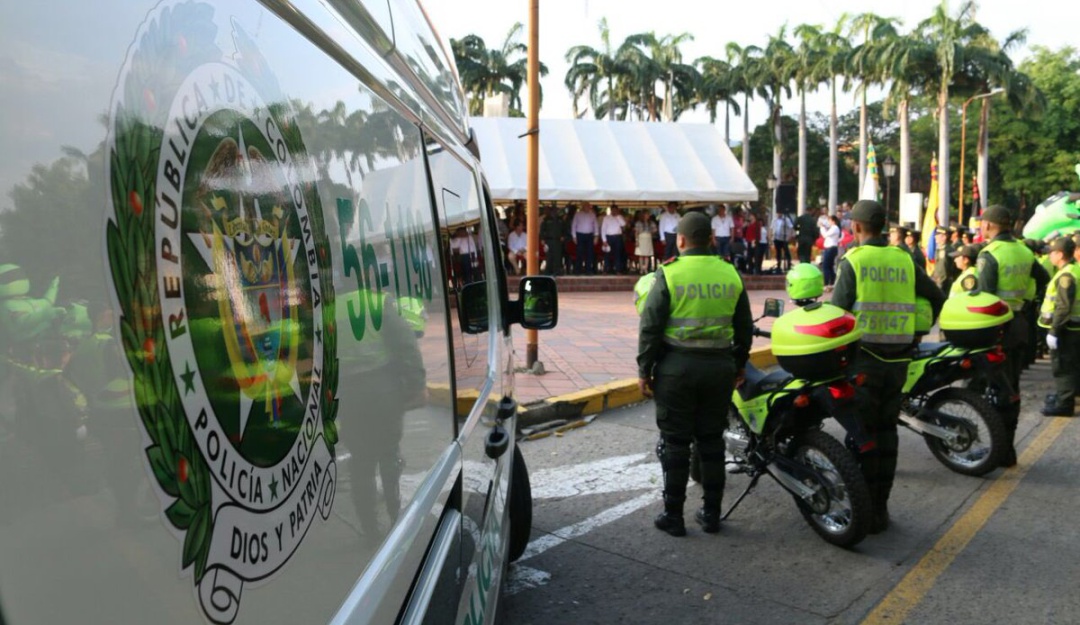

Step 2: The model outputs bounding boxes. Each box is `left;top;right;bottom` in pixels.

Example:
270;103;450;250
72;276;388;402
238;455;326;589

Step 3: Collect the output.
1040;397;1076;418
695;492;722;533
654;496;686;537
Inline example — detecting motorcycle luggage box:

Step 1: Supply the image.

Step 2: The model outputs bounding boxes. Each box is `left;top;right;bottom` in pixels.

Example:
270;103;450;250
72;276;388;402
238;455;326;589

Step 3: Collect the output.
771;303;861;382
939;291;1014;349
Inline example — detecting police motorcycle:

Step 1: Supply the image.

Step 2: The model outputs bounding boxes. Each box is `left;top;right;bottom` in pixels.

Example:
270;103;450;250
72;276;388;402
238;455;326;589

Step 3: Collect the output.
897;291;1014;476
638;267;872;547
700;265;873;548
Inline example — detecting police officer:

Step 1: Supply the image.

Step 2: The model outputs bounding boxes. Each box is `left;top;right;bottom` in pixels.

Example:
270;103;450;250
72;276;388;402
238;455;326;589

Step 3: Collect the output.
831;200;944;534
905;227;927;269
976;205;1050;465
1038;237;1080;416
539;205;565;276
949;245;980;296
638;212;752;536
932;226;960;293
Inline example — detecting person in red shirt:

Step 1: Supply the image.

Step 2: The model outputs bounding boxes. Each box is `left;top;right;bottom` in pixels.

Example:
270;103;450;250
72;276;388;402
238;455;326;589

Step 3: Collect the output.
744;213;762;274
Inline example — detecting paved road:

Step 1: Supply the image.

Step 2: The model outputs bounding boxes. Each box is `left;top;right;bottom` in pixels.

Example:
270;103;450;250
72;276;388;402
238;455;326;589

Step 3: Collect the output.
500;359;1080;625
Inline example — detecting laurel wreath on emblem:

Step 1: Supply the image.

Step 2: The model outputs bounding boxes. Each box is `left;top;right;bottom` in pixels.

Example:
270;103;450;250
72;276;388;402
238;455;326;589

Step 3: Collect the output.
105;2;338;583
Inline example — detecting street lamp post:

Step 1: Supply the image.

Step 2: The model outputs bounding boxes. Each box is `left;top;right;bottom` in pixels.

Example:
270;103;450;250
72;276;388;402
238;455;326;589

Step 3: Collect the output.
883;155;897;222
766;173;778;227
959;88;1005;226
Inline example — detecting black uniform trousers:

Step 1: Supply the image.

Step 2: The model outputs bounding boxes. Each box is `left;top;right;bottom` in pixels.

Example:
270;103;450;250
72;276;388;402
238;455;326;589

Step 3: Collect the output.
1051;331;1080;408
1000;315;1027;440
543;238;563;276
851;348;907;517
654;350;736;512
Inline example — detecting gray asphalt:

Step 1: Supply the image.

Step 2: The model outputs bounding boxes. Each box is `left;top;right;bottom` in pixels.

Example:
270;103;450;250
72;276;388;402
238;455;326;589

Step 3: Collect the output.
499;359;1080;625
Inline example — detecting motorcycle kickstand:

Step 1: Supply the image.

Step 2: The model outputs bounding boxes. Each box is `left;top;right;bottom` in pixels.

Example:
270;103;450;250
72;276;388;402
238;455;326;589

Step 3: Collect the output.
720;470;762;521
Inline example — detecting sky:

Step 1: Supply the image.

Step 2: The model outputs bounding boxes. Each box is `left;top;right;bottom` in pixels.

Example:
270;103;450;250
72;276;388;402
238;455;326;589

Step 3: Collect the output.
423;0;1075;128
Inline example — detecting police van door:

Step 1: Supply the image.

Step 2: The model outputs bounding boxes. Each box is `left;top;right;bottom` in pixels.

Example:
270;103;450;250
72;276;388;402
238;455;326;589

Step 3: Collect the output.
425;135;510;624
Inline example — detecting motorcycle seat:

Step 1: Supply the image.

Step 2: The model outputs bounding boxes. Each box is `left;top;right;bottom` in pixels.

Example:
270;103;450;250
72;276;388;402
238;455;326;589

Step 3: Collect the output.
913;341;951;359
739;364;793;400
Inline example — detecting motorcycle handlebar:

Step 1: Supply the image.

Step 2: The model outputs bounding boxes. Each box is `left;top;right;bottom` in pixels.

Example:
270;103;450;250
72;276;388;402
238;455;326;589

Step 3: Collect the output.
753;327;771;338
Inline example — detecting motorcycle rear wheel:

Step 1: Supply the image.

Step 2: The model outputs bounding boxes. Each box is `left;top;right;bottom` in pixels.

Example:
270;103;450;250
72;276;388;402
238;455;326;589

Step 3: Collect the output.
922;387;1005;476
789;430;871;548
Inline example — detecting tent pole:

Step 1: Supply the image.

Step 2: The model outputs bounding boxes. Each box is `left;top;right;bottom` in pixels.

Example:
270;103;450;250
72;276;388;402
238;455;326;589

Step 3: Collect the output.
525;0;540;368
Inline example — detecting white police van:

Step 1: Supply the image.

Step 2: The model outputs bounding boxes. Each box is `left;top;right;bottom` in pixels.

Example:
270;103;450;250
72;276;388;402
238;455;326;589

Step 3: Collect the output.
0;0;555;622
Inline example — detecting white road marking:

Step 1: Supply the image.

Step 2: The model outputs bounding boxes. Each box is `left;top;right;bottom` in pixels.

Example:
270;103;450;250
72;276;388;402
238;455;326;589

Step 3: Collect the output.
529;453;659;499
508;453;663;595
519;491;659;562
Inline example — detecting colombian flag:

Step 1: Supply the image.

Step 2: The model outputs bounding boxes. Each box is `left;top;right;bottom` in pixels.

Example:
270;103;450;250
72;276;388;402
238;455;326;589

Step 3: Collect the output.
921;156;939;272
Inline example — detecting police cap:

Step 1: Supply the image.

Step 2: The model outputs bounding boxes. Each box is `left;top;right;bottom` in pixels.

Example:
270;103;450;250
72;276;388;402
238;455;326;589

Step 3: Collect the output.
981;205;1014;226
949;244;980;260
850;199;886;229
676;211;712;244
1049;237;1076;257
934;226;949;236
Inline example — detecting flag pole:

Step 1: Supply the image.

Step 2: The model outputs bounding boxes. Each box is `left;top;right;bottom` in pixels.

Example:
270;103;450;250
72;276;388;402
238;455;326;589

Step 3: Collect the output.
525;0;540;368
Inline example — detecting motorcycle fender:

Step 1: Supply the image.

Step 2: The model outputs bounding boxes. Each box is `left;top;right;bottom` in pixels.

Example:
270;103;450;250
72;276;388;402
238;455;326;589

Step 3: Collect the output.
816;389;872;450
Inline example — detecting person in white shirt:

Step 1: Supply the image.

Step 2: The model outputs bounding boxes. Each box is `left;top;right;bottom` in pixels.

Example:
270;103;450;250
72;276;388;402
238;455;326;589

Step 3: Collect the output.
658;202;681;260
820;214;842;286
711;204;734;260
450;227;479;288
772;211;794;272
506;221;528;274
571;202;599;275
600;205;628;274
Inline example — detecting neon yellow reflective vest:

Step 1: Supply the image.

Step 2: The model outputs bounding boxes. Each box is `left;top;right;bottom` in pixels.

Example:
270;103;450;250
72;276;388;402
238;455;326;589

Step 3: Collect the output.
983;239;1035;311
950;267;979;297
661;256;742;350
1037;262;1080;330
845;245;917;345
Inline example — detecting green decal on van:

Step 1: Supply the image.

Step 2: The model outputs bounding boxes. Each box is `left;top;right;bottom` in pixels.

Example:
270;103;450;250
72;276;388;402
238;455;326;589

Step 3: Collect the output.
104;4;339;623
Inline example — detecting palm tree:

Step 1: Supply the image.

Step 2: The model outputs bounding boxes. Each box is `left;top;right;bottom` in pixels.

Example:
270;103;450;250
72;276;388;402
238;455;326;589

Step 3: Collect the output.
451;23;545;117
791;24;835;215
844;12;902;195
957;29;1039;214
759;27;796;208
565;18;628;120
877;30;938;204
626;32;696;121
695;56;742;145
726;42;762;174
915;0;992;225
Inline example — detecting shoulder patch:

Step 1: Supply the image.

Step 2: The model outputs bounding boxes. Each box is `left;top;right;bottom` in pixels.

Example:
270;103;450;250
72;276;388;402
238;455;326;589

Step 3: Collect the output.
962;275;977;291
976;255;989;272
1059;272;1075;289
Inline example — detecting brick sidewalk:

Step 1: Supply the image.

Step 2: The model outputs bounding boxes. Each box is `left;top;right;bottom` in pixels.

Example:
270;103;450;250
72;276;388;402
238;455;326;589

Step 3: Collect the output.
511;289;786;405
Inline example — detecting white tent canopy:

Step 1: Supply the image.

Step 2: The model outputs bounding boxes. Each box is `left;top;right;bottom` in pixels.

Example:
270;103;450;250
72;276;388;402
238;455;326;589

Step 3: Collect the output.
469;117;759;204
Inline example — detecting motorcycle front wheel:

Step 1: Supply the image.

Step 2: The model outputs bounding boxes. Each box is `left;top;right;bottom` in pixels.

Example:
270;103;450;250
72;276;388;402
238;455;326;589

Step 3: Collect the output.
922;388;1005;476
789;430;871;548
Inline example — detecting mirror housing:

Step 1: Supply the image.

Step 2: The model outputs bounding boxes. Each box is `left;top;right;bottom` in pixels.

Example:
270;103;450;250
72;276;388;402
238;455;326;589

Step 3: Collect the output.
510;276;558;330
762;297;785;318
458;281;490;334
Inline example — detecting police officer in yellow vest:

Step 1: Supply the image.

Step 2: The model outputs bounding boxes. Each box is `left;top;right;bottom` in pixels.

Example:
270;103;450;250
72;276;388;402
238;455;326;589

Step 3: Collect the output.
1038;237;1080;416
831;200;944;534
948;244;981;296
638;212;752;536
976;205;1049;464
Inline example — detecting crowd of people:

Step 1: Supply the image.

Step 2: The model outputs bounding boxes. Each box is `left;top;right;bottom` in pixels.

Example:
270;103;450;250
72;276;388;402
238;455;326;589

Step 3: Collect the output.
497;200;820;278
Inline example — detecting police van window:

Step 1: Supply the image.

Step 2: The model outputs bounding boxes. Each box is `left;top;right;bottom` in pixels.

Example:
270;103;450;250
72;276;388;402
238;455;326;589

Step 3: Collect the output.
331;103;455;567
427;138;492;422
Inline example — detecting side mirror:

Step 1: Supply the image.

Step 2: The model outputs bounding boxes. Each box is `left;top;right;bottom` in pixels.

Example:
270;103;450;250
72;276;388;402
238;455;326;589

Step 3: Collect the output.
515;276;558;330
762;297;785;318
458;281;489;334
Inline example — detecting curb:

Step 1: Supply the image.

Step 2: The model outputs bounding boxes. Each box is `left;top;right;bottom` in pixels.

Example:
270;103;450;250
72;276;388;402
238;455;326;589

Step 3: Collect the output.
516;346;778;431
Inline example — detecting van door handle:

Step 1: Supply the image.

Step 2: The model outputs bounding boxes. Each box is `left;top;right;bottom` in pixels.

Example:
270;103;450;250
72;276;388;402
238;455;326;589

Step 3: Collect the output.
485;424;509;459
484;396;517;459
